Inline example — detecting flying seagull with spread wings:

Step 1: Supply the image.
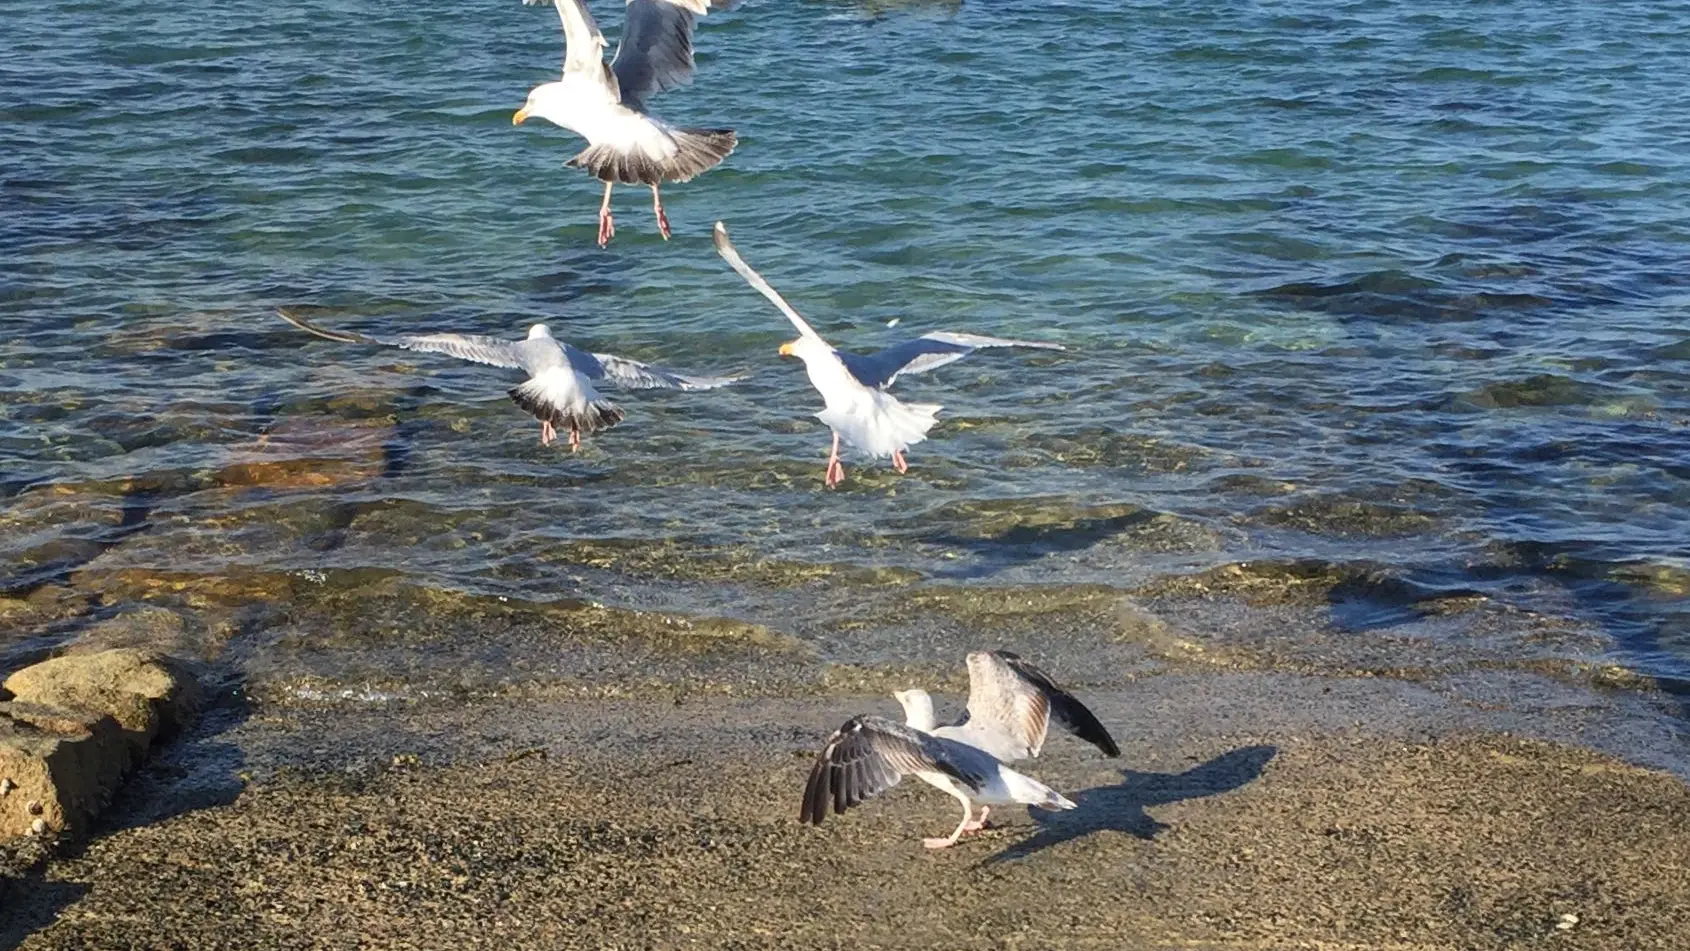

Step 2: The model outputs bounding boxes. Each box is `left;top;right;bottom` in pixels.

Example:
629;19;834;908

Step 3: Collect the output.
277;309;739;450
712;221;1065;488
514;0;737;246
802;651;1113;850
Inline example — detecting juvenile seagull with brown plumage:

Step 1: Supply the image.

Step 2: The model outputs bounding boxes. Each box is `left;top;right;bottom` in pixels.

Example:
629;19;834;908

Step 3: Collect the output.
513;0;736;246
802;650;1118;849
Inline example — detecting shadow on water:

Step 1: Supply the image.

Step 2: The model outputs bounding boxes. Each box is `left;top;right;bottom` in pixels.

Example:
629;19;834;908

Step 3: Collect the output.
919;508;1161;581
987;744;1277;864
0;696;250;951
300;411;426;553
1322;567;1486;635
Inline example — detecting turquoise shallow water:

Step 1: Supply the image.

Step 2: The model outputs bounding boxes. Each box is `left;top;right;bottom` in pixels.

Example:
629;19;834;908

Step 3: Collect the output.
3;2;1688;689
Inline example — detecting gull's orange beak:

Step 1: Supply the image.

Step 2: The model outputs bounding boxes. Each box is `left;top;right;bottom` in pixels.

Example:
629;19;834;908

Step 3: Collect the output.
778;341;796;357
512;106;531;126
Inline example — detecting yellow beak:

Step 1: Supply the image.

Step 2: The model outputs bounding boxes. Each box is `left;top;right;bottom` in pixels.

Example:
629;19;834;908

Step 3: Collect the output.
778;341;795;357
512;107;530;126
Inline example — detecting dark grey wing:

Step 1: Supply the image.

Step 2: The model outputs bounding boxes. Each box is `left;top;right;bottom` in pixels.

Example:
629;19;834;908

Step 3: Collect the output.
564;344;741;390
610;0;710;111
800;715;988;825
839;331;1066;390
277;309;524;369
965;650;1120;759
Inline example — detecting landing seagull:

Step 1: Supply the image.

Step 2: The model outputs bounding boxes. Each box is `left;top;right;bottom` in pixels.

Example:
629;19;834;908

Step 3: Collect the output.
801;716;1076;851
276;309;739;450
801;650;1116;849
513;0;737;246
712;221;1065;488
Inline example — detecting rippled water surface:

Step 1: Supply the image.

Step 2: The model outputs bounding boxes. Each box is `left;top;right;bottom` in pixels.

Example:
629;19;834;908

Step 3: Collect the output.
4;1;1688;695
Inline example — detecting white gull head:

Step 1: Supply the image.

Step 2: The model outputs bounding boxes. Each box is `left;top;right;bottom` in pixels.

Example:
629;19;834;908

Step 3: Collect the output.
527;323;553;340
777;333;833;367
513;82;570;128
893;689;936;733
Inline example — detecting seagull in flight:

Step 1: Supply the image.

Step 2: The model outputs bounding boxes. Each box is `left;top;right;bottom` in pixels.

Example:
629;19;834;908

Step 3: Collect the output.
514;0;737;247
277;309;739;450
802;651;1116;850
712;221;1065;488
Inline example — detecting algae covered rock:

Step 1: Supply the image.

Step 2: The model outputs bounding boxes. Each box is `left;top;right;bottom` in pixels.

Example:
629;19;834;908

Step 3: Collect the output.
0;649;202;841
4;648;200;750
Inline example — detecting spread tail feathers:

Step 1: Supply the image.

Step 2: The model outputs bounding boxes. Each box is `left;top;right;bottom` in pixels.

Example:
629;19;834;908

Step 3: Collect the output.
569;128;737;185
1042;789;1078;811
1002;768;1077;811
819;395;941;459
507;383;625;436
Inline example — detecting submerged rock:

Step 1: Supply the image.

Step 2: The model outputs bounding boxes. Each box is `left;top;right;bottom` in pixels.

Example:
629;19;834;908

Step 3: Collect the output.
0;649;200;840
214;416;394;490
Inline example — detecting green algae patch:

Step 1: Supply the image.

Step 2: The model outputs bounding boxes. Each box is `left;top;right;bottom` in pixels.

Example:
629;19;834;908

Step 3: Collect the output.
1464;373;1610;409
901;496;1224;554
1608;560;1690;599
1017;429;1214;473
1251;488;1446;538
582;609;804;656
891;583;1121;626
0;585;89;635
817;662;968;697
278;573;807;657
1130;558;1476;612
529;538;923;588
1589;663;1661;693
1110;599;1276;672
72;566;320;611
67;565;805;660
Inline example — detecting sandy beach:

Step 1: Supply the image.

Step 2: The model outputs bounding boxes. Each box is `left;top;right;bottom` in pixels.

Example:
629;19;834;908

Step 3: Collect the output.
6;659;1690;950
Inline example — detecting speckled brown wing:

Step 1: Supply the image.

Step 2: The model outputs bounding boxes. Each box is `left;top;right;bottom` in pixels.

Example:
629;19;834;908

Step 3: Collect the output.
965;650;1120;759
799;716;986;825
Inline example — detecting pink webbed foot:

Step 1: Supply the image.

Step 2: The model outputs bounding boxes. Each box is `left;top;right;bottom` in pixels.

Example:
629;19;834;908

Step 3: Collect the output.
651;186;672;240
569;428;581;453
597;211;616;248
540;421;556;446
922;836;959;850
891;449;909;474
961;806;990;833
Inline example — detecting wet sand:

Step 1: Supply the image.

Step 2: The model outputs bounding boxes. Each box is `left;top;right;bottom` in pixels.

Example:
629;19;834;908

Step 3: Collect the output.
6;670;1690;950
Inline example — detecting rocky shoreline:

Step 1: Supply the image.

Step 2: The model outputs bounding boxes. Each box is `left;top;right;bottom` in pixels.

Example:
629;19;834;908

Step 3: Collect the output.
4;660;1689;949
4;527;1688;949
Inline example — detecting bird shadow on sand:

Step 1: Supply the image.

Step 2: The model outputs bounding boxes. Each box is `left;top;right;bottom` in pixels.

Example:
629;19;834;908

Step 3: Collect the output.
986;744;1277;864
